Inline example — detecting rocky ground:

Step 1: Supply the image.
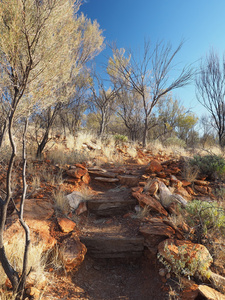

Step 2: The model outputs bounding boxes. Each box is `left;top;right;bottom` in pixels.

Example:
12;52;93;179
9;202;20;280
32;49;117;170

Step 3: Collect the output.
1;143;225;299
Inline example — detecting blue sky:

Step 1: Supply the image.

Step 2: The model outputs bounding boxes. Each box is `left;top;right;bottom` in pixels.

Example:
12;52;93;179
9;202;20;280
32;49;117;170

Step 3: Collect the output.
80;0;225;118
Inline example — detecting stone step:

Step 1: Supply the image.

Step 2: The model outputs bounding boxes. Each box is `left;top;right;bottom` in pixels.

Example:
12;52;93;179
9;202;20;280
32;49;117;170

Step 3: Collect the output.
87;188;137;217
80;234;144;259
79;214;144;259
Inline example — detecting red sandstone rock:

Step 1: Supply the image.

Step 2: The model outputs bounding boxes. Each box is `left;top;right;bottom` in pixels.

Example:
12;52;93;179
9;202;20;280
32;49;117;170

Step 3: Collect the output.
76;202;87;215
174;187;192;200
60;234;87;272
82;173;91;184
132;191;168;216
57;217;76;233
140;220;175;254
194;185;208;194
66;168;87;179
146;160;163;173
194;180;210;186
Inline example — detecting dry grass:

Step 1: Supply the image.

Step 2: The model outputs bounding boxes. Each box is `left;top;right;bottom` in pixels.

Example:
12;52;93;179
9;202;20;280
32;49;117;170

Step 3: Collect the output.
0;234;48;288
147;140;189;157
181;160;199;183
53;189;69;213
77;185;94;201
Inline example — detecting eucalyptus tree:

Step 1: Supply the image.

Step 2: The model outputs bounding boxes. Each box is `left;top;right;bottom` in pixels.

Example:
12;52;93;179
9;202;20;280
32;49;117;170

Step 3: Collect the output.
108;40;193;147
196;50;225;147
0;0;103;297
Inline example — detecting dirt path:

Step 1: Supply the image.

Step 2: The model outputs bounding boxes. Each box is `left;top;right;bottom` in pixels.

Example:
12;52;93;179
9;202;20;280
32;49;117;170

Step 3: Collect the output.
70;171;169;300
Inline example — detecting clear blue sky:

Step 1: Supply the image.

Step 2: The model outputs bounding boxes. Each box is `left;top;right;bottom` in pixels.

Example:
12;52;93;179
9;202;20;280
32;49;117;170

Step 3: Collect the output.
80;0;225;118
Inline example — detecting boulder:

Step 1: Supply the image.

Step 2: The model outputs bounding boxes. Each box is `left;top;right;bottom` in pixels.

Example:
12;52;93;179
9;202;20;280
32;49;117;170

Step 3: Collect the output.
60;234;87;272
66;191;84;210
5;199;56;251
158;239;213;278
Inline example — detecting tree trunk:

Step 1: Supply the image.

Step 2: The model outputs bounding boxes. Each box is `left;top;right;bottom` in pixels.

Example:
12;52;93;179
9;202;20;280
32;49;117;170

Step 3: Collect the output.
36;129;50;159
142;119;148;147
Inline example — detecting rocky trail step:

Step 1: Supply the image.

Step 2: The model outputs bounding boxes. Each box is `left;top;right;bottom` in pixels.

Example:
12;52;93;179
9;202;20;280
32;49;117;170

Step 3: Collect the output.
87;187;137;217
80;215;144;258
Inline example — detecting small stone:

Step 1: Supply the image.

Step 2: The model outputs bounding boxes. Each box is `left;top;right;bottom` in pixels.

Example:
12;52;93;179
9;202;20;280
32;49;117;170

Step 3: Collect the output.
57;217;76;233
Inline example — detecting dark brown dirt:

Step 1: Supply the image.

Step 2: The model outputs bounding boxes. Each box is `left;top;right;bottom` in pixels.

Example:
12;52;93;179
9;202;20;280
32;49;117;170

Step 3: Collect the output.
72;254;169;300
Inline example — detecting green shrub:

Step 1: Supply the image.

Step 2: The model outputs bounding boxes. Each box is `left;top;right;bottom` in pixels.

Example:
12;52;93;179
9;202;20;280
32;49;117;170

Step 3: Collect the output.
190;154;225;179
113;134;128;144
186;199;225;239
164;137;186;148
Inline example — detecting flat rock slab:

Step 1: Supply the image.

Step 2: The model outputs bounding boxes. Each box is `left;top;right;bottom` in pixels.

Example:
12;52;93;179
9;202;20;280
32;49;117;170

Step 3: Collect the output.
87;188;137;216
80;235;144;258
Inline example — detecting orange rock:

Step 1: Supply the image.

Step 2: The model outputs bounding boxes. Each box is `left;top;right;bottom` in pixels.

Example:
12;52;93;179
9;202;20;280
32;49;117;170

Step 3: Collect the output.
174;187;192;200
82;173;91;184
132;191;168;216
186;186;197;195
146;160;163;173
170;175;183;188
194;185;208;194
194;180;209;186
180;279;199;300
61;234;87;272
57;217;76;233
76;202;87;215
140;218;175;254
181;180;191;187
75;163;87;170
131;186;143;193
66;168;87;179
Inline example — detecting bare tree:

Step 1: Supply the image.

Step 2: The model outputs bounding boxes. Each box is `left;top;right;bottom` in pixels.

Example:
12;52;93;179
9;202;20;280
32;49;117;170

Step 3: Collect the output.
90;74;119;137
196;50;225;147
108;40;193;147
116;88;144;140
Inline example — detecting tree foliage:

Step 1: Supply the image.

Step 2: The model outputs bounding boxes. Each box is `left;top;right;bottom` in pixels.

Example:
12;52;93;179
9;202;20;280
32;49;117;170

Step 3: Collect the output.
0;0;104;297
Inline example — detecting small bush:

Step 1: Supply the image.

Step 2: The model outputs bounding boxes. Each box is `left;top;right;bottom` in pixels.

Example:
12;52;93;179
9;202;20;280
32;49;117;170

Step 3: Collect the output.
189;154;225;179
186;200;225;239
113;134;128;144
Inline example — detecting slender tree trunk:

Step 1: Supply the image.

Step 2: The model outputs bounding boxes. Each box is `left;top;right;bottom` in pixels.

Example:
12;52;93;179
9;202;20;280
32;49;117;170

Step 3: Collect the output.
0;108;20;292
142;118;148;147
0;119;7;148
16;119;30;299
